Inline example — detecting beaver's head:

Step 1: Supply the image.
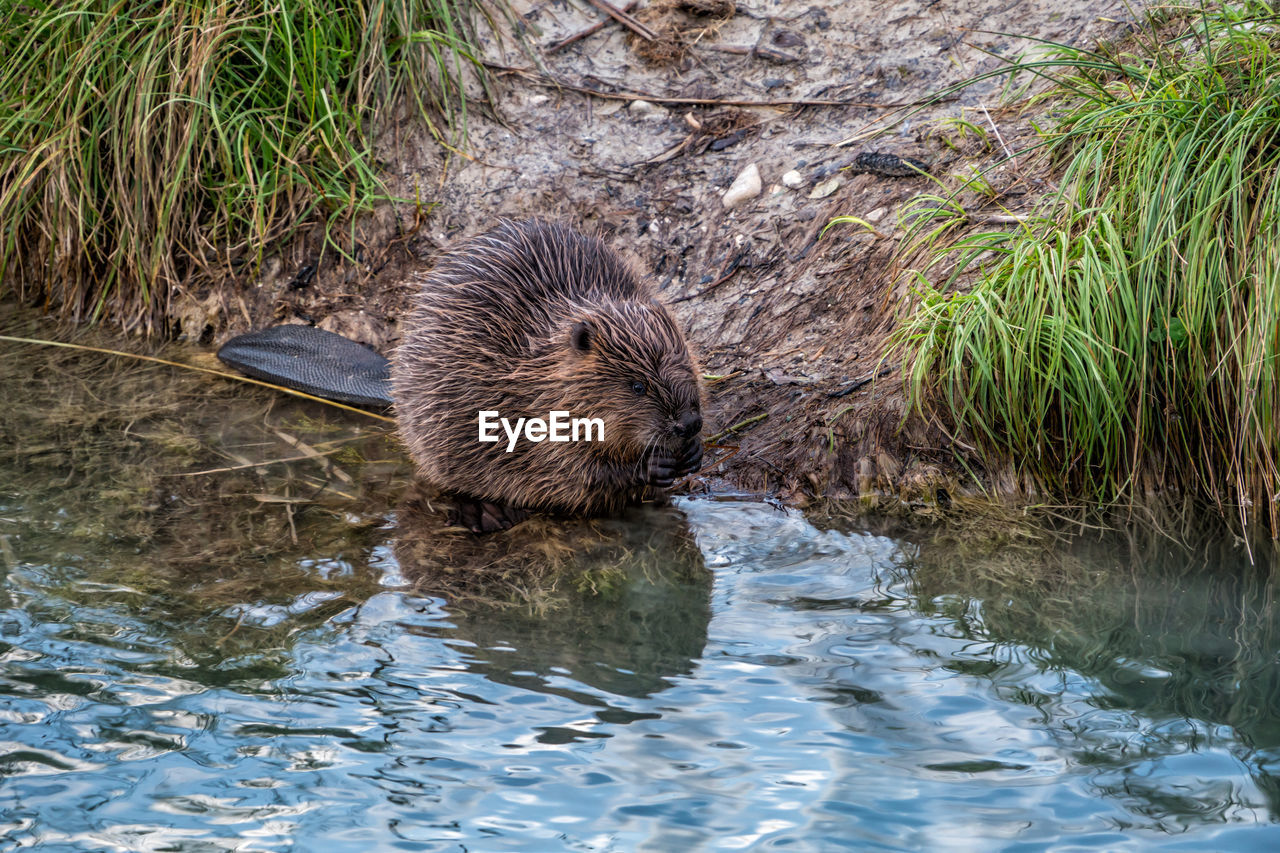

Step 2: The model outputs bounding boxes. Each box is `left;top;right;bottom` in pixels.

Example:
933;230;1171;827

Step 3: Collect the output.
553;299;703;464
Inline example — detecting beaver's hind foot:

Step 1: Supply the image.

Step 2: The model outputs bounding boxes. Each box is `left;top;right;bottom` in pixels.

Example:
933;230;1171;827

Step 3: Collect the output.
451;497;531;533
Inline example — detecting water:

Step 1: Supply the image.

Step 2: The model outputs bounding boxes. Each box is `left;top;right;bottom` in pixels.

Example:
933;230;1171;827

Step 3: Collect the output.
4;334;1280;850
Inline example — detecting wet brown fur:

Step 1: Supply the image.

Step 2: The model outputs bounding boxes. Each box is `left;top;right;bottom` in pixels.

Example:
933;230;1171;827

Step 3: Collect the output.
391;219;704;518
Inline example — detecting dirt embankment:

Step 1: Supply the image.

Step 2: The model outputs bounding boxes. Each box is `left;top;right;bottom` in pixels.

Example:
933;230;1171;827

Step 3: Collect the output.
191;0;1136;509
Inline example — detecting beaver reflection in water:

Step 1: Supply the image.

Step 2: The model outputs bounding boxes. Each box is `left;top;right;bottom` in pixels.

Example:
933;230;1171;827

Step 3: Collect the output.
391;220;704;532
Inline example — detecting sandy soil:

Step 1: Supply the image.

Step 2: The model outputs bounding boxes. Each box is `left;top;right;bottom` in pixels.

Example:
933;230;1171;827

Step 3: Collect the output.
200;0;1138;509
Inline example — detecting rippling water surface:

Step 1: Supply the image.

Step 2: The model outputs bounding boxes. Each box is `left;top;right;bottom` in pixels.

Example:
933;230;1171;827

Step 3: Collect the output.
4;333;1280;851
7;496;1280;851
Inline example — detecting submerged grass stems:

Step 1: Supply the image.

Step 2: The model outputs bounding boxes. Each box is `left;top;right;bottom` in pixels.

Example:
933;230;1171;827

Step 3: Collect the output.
894;5;1280;536
0;1;496;334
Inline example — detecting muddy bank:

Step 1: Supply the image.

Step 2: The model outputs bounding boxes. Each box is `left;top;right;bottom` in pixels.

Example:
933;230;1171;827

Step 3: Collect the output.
183;0;1137;507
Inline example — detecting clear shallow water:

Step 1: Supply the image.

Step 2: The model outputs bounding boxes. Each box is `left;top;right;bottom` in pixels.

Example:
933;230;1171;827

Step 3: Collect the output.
5;492;1280;851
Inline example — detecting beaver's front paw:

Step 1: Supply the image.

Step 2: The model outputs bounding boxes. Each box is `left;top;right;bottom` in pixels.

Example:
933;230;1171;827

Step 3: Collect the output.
450;497;530;533
644;441;704;488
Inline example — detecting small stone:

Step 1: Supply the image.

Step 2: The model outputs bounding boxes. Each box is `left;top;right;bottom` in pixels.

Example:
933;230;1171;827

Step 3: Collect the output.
865;206;888;222
808;177;841;199
782;169;803;188
628;99;666;118
529;94;550;107
722;163;762;209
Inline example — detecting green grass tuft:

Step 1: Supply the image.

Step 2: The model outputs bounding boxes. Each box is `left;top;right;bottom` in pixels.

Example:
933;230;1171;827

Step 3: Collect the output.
0;0;497;333
894;4;1280;534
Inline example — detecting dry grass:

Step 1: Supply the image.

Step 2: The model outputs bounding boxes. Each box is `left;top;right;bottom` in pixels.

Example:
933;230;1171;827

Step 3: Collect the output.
630;0;735;65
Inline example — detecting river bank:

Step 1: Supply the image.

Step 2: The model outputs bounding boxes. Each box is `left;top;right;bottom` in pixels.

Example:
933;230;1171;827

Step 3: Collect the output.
167;0;1138;512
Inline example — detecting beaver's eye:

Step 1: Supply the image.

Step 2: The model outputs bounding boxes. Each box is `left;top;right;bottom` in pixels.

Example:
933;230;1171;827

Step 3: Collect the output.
630;380;646;396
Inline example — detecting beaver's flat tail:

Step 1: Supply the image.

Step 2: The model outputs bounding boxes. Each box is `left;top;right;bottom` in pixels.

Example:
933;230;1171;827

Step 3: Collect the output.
217;325;393;409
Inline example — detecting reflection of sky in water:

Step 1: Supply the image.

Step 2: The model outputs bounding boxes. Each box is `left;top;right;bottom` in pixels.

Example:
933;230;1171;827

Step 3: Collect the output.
3;499;1280;850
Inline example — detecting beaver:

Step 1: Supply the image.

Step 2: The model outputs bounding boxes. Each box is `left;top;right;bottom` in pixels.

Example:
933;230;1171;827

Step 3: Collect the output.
391;219;704;532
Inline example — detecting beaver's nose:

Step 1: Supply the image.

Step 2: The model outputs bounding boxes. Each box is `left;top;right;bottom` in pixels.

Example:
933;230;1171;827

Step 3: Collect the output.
676;409;702;439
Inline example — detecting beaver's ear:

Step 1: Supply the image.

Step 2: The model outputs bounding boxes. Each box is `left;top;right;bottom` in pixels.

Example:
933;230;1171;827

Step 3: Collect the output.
569;320;594;353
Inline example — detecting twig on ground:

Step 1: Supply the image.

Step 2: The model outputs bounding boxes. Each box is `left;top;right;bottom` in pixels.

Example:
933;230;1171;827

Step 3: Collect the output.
485;64;957;110
705;44;800;63
826;363;897;399
979;102;1015;161
545;0;639;52
584;0;655;41
709;412;768;443
671;251;749;303
637;134;696;165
